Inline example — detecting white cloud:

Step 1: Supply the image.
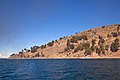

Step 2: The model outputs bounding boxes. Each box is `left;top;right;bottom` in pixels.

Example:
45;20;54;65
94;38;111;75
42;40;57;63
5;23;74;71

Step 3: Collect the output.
0;54;8;58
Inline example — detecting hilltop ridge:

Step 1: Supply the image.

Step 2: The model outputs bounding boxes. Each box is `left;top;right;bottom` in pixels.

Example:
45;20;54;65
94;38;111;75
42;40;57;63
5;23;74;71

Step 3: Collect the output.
9;24;120;59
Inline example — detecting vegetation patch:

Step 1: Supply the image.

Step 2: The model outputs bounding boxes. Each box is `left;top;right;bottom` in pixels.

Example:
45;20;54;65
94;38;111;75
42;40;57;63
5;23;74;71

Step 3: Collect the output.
110;38;119;52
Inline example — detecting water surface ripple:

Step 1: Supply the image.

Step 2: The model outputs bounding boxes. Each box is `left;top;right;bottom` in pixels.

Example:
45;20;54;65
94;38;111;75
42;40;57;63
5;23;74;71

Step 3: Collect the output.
0;59;120;80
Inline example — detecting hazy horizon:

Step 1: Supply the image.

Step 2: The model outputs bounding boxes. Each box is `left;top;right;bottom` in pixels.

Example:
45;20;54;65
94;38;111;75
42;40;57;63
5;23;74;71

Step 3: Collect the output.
0;0;120;57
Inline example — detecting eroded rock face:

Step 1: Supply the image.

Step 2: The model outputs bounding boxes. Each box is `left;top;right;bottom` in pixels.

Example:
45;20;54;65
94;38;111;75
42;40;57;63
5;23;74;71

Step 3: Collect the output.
9;24;120;59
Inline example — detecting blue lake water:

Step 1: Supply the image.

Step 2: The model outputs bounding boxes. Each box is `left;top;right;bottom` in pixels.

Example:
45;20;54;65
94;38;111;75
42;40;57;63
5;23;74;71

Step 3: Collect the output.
0;59;120;80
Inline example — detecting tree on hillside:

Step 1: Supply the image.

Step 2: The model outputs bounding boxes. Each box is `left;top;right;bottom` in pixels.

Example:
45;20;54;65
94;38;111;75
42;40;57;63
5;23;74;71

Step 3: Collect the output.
92;39;96;46
74;46;80;52
98;38;105;45
82;42;90;49
96;47;101;56
64;40;74;51
31;47;37;53
110;38;119;52
76;35;88;40
101;49;105;54
64;44;74;52
22;50;24;53
101;26;105;28
66;39;70;46
41;45;46;49
10;53;15;56
91;46;95;51
84;48;92;56
70;36;78;43
35;52;40;57
99;35;103;40
47;41;54;47
24;48;27;52
80;35;88;40
94;46;101;56
19;51;23;54
27;49;31;52
55;40;58;42
111;32;118;37
105;45;109;51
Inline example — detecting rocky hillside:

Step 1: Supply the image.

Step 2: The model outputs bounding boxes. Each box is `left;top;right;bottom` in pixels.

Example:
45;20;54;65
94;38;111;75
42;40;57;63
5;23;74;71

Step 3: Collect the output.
9;24;120;59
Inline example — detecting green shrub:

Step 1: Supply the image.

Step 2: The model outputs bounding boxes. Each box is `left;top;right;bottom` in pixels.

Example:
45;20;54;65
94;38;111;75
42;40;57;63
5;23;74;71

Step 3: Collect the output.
66;39;70;46
55;40;58;42
47;41;54;47
35;52;44;57
101;49;105;54
101;26;105;28
87;29;92;32
99;35;103;39
95;46;101;55
35;53;40;57
59;37;63;40
110;43;118;52
96;48;101;56
82;42;90;49
76;35;88;40
81;35;88;40
31;47;37;53
91;46;95;51
69;35;88;43
68;44;74;49
75;32;78;34
19;51;23;54
110;38;119;52
100;44;104;50
115;38;119;42
105;45;109;51
98;40;100;45
27;49;31;52
98;38;105;45
100;38;105;44
84;48;92;56
65;42;74;51
74;46;80;52
30;46;40;53
92;39;96;46
111;32;118;37
66;39;74;49
41;45;46;49
77;44;84;51
24;48;27;52
75;36;82;40
100;39;105;44
70;36;78;43
10;54;15;56
95;46;98;50
41;53;44;57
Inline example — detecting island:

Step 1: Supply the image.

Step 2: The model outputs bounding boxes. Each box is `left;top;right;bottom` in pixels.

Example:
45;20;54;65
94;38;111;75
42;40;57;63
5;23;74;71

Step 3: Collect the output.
9;24;120;59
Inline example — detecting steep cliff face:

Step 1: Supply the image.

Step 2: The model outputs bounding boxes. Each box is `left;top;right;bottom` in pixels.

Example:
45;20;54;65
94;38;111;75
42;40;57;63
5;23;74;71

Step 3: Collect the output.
9;24;120;59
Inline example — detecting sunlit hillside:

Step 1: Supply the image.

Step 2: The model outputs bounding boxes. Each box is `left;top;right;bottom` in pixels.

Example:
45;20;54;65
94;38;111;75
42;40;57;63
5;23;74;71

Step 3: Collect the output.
10;24;120;58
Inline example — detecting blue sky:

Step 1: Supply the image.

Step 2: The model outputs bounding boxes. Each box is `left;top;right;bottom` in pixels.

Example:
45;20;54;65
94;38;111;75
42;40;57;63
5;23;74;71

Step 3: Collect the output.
0;0;120;57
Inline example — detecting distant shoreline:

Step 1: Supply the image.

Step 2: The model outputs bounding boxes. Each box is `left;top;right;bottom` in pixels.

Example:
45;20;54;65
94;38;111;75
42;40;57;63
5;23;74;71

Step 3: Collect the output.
8;57;120;59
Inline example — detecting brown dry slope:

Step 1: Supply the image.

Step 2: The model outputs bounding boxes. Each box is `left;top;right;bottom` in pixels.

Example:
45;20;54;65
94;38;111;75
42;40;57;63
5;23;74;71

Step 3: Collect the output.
9;24;120;59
